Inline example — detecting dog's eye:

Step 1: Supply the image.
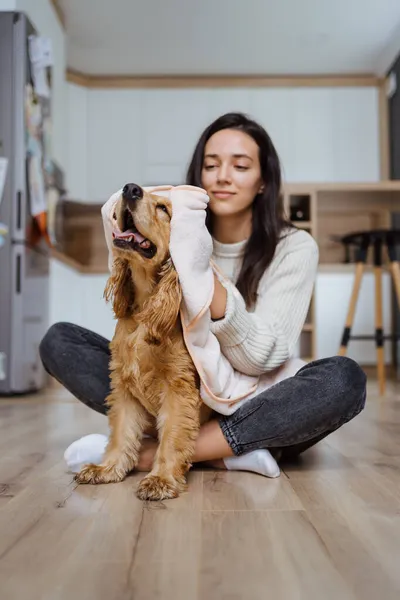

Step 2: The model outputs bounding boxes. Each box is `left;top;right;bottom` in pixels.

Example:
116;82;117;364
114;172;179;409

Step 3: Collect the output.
156;204;169;215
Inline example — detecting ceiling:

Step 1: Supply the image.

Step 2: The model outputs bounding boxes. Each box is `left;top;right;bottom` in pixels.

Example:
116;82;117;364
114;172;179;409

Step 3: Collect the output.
59;0;400;77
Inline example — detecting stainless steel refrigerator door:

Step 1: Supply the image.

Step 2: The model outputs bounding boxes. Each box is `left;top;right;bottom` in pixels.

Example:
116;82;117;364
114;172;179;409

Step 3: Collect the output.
0;12;15;393
0;13;50;394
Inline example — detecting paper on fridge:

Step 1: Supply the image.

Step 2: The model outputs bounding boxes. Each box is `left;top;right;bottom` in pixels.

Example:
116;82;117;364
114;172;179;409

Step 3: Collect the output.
0;157;8;207
28;35;53;98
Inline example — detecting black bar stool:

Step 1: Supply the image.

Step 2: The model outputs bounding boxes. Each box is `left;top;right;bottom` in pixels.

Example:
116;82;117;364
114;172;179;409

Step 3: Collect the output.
337;229;400;395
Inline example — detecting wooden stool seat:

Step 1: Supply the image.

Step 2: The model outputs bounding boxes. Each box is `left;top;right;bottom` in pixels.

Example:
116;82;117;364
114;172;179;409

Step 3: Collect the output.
337;229;400;395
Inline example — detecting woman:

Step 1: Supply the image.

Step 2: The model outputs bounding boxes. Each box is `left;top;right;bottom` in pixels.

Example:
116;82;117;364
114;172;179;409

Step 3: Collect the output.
40;112;366;478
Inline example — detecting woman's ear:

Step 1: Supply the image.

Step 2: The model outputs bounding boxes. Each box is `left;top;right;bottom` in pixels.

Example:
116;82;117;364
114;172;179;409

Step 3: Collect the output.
104;258;135;319
139;258;182;344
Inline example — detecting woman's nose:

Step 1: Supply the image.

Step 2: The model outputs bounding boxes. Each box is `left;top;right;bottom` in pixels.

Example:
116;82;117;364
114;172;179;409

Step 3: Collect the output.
217;164;231;183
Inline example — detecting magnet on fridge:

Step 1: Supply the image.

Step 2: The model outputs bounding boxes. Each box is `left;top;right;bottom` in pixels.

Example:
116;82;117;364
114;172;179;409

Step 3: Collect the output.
0;222;8;248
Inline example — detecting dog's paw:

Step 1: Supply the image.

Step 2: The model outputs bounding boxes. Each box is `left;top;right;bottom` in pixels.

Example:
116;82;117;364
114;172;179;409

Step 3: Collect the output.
136;474;185;501
74;463;125;485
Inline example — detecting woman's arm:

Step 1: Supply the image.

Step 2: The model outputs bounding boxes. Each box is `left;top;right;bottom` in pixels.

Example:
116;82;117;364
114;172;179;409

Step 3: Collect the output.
210;230;319;376
210;274;228;320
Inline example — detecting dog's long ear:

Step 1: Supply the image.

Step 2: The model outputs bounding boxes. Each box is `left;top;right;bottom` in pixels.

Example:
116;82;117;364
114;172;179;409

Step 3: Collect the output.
139;258;182;344
104;258;135;319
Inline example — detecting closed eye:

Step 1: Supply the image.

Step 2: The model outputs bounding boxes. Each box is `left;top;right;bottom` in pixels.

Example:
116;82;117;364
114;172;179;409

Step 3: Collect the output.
156;204;170;216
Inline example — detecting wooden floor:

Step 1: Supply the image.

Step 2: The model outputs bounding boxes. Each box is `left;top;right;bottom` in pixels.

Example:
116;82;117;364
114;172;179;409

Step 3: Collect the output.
0;379;399;600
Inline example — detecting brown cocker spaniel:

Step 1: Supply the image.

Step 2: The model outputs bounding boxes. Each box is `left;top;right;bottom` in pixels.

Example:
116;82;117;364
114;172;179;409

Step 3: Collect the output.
75;183;210;500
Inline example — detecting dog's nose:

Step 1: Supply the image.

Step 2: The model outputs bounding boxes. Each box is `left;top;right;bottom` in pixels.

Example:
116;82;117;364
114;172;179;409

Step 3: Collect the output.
122;183;143;202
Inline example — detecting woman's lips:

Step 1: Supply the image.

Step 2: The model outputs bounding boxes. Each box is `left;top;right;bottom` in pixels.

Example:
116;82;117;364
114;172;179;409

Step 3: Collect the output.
213;191;235;199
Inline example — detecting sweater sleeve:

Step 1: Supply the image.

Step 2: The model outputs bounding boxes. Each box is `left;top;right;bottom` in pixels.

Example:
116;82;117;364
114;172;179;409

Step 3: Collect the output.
210;230;319;376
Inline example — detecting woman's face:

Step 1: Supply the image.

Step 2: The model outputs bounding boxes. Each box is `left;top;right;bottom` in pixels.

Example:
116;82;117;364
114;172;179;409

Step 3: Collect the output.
201;128;264;218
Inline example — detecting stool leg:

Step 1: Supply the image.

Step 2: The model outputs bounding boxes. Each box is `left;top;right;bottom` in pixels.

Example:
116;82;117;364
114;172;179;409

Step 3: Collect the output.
389;260;400;312
374;262;385;396
387;241;400;380
338;262;365;356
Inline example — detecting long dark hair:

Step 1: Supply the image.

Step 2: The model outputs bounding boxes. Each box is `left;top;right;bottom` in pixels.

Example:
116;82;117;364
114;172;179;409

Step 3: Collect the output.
186;112;292;307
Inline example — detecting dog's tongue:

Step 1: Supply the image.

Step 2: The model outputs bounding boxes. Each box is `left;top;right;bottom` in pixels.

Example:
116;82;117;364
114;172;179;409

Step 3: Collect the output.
114;229;146;244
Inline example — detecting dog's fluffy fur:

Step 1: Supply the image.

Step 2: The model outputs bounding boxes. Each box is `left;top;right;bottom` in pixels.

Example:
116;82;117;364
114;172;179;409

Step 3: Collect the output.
75;186;210;500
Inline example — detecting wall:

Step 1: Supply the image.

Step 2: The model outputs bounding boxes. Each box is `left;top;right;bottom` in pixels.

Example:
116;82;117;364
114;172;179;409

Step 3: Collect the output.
66;84;380;202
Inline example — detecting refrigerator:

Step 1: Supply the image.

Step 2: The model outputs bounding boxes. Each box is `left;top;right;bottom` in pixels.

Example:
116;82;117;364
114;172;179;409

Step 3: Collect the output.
0;12;52;395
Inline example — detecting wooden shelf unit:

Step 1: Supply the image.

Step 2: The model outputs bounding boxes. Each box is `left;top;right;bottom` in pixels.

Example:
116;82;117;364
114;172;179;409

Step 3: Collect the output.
283;181;400;362
283;187;317;361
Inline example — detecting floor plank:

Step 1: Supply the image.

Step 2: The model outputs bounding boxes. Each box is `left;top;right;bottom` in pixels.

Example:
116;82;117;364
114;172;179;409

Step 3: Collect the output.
199;510;356;600
0;381;399;599
202;469;304;511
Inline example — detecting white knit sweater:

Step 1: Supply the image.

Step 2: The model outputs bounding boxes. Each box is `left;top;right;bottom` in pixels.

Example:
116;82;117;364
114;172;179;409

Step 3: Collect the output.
210;228;319;377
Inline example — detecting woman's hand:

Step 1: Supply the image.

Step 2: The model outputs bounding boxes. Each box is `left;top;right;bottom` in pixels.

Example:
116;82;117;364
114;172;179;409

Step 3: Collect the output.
168;186;214;324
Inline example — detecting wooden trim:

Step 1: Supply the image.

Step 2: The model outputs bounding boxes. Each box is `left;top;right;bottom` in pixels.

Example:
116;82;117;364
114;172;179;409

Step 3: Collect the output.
66;70;89;87
66;70;382;89
50;248;85;272
378;77;390;180
50;248;108;274
317;264;389;273
283;181;400;193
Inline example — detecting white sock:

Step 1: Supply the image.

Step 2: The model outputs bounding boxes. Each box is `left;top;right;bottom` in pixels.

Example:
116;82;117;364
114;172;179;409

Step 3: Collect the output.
223;449;280;478
63;432;155;473
64;434;109;473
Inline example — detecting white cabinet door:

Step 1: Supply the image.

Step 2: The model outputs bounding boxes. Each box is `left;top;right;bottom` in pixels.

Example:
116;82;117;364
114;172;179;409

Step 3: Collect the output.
80;274;116;342
208;88;252;122
315;271;392;364
49;260;84;328
67;84;381;198
142;89;212;183
87;89;145;202
290;88;335;182
66;83;88;201
249;88;295;181
331;88;379;182
249;87;379;183
50;262;116;342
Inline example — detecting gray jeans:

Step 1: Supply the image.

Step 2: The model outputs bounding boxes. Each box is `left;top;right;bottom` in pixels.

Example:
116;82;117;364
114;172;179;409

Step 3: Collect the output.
39;322;367;460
